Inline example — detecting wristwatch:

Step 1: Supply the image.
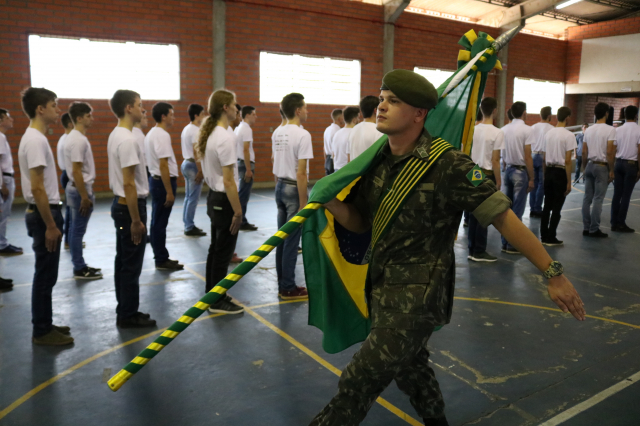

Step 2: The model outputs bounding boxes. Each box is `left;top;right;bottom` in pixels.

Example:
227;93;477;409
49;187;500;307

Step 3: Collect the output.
543;261;564;279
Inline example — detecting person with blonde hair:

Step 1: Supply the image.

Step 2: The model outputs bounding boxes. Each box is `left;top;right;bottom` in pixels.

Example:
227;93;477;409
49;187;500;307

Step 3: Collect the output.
196;89;244;314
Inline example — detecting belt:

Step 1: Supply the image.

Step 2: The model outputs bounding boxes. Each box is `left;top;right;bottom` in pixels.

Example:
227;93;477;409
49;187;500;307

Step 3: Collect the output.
278;178;298;186
508;165;526;170
616;158;638;165
152;175;178;180
116;196;147;205
2;172;13;178
532;151;543;155
27;202;63;211
547;164;565;169
481;168;494;175
591;161;608;166
185;158;195;162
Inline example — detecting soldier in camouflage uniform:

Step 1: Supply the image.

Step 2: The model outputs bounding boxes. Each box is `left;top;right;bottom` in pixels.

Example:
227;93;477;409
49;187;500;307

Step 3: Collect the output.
311;70;585;426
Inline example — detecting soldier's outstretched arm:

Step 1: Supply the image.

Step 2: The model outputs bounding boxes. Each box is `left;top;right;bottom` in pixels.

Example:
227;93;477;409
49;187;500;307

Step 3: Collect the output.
323;198;370;234
492;209;586;321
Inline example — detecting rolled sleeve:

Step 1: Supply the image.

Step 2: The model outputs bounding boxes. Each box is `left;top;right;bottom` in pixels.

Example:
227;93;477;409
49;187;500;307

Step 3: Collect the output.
472;191;511;228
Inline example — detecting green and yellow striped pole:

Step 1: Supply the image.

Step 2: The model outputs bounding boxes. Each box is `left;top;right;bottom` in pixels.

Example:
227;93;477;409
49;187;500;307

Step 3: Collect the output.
107;202;323;391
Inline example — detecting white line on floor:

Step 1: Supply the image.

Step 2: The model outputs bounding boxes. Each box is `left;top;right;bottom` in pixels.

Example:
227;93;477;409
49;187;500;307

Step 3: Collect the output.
538;370;640;425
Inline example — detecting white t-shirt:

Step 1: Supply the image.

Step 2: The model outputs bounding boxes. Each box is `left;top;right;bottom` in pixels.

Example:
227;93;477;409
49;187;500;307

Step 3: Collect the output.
132;127;146;162
332;128;352;170
543;127;576;166
584;123;616;162
145;126;178;177
323;123;340;156
56;133;68;172
181;123;200;161
18;128;60;204
234;121;255;162
614;122;640;161
272;124;314;181
108;127;149;198
64;129;96;187
202;126;239;193
471;124;505;170
502;119;534;166
0;132;13;174
349;122;383;161
531;122;554;153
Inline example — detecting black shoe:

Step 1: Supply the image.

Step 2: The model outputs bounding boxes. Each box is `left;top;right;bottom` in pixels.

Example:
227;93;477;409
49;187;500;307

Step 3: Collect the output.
530;211;542;218
611;225;620;232
184;227;207;237
239;223;258;231
587;229;608;238
501;245;520;254
74;266;103;280
117;313;157;328
617;225;635;233
88;266;102;273
423;417;449;426
207;295;244;314
468;252;498;262
53;325;71;335
542;238;564;246
137;311;151;319
156;260;184;271
146;235;151;244
0;276;13;284
0;279;13;291
582;230;589;236
0;244;23;256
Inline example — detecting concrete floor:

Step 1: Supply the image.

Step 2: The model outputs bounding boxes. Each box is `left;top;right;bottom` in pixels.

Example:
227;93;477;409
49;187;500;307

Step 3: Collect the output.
1;183;640;426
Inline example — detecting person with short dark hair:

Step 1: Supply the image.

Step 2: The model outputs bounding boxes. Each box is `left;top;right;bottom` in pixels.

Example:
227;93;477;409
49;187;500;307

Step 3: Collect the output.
349;96;384;161
610;105;640;233
63;102;102;279
331;106;360;171
145;102;183;270
181;103;207;237
540;106;575;246
529;106;554;218
235;105;259;231
18;87;73;345
323;109;343;175
57;112;74;249
574;123;588;183
0;108;23;259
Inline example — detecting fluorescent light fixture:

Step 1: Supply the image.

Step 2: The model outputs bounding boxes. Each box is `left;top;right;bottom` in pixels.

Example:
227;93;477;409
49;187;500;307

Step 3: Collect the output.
557;0;582;10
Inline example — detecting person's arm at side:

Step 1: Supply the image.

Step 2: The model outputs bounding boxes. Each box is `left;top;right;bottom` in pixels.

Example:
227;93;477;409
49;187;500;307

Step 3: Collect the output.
222;165;242;235
582;143;588;172
525;144;534;192
159;158;175;207
323;198;369;234
30;166;61;252
296;159;308;210
491;150;501;189
243;141;253;182
72;162;92;216
0;157;7;201
637;144;640;182
564;150;572;196
607;140;616;183
492;209;585;320
122;165;145;245
192;144;204;184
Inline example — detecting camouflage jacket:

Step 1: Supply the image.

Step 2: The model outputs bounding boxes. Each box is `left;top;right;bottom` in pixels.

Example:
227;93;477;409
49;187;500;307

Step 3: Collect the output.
353;129;511;330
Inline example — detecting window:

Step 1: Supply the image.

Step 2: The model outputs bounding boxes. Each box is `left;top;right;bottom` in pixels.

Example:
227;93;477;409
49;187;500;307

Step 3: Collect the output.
413;67;454;90
259;52;361;105
513;78;565;114
28;35;180;100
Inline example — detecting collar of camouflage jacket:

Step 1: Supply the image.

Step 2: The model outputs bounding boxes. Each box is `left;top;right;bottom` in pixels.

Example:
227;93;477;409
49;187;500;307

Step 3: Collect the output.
381;128;434;166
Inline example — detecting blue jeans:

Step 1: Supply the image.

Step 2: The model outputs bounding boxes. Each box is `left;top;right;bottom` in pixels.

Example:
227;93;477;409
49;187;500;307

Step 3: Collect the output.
66;184;95;271
275;180;302;292
60;170;71;244
0;176;15;249
237;160;255;225
529;153;544;213
181;160;203;231
582;162;609;233
611;159;638;227
111;197;147;320
149;176;177;264
25;206;63;337
501;166;529;248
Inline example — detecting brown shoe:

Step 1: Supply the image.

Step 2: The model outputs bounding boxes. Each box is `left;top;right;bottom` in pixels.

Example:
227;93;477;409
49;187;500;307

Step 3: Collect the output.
278;286;309;300
33;329;74;346
230;253;243;263
54;325;71;335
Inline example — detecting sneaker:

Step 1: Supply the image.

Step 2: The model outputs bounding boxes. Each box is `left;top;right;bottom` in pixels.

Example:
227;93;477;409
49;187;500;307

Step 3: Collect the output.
207;295;244;314
156;260;184;271
239;223;258;231
87;266;102;273
230;253;243;263
0;279;13;291
137;312;151;319
617;225;635;233
53;325;71;335
73;267;103;280
582;230;589;236
587;230;608;238
542;238;564;246
501;245;520;255
0;244;23;256
117;313;157;328
278;286;309;300
529;211;542;218
184;227;207;237
469;252;498;262
32;329;74;346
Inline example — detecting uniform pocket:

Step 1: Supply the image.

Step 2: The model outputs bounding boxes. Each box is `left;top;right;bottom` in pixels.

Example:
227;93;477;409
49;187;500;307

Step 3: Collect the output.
374;264;430;314
394;189;434;233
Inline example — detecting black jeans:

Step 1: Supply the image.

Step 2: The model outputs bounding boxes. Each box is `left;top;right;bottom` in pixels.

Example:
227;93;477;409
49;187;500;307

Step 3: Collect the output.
205;190;238;293
26;206;63;337
149;176;177;264
325;155;334;175
111;197;147;320
541;167;568;241
467;174;496;255
611;159;639;227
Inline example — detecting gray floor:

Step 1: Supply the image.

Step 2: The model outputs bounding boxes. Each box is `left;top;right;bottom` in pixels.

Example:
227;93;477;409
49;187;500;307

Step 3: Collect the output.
1;183;640;426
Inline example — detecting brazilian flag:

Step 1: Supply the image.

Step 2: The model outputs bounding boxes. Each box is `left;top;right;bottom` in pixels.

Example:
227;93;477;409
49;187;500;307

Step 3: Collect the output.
303;29;516;354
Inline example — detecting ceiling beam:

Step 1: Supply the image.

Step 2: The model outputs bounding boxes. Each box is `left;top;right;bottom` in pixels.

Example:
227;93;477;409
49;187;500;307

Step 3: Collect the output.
475;0;593;26
383;0;411;23
583;0;637;10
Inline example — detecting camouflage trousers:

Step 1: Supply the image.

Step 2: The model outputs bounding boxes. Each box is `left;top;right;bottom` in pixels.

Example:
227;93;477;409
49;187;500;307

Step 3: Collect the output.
309;327;445;426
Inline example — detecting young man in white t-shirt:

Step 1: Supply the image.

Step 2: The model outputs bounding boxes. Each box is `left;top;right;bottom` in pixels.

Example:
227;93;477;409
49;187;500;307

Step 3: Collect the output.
350;95;384;161
323;109;343;175
581;102;616;238
64;102;102;280
145;102;183;271
0;108;23;260
235;105;259;231
331;106;360;171
108;90;156;328
272;93;313;300
541;106;575;246
181;103;207;237
529;106;554;217
467;97;504;262
57;113;74;249
18;87;72;345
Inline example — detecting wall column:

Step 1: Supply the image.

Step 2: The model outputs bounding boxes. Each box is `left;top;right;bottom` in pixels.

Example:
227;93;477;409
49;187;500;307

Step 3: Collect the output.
213;0;226;89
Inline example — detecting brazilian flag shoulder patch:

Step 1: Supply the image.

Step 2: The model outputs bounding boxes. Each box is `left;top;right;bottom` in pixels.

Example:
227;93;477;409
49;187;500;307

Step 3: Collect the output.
466;165;485;187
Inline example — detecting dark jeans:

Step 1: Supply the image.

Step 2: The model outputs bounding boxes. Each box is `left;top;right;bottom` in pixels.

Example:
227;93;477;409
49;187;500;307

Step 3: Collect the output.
325;155;334;175
60;170;71;244
575;156;583;181
26;206;63;337
529;153;544;213
611;159;639;227
149;176;177;264
541;167;568;241
237;160;255;225
275;180;302;292
468;174;496;255
205;190;238;293
111;197;147;320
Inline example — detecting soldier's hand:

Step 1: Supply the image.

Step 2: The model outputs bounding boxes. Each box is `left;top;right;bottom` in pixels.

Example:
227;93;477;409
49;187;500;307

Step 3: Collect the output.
547;275;585;321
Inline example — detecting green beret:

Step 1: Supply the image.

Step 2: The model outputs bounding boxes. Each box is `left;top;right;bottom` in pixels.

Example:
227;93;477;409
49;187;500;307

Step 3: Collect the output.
380;69;439;109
